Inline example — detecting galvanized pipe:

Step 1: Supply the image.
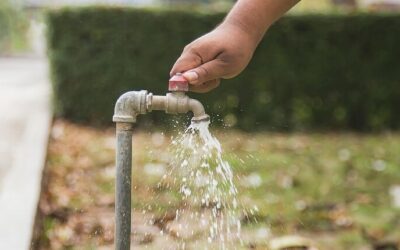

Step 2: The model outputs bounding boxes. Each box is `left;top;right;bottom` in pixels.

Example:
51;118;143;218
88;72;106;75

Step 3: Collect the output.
115;122;133;250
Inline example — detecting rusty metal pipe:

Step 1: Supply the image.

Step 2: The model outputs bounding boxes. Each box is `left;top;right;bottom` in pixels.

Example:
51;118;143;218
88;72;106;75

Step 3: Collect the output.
115;123;133;250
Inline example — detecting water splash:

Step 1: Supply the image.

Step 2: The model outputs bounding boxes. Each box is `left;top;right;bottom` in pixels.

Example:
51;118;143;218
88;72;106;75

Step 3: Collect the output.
163;120;242;249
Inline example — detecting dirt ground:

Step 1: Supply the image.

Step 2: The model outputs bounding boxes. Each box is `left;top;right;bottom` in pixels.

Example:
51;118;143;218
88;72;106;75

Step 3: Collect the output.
33;120;400;249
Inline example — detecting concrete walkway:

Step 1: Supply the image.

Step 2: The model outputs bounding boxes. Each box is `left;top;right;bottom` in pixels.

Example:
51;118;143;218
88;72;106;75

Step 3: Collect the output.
0;56;51;249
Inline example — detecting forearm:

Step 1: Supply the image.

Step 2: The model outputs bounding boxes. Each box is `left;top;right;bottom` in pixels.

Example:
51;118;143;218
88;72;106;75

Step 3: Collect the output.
222;0;300;46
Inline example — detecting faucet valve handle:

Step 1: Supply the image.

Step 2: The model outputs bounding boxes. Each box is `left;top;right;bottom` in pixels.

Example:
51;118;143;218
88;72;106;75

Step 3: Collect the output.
169;73;189;92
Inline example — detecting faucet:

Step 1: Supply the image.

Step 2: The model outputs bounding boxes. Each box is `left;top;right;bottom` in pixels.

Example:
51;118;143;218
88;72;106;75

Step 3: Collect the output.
112;74;209;250
113;73;209;123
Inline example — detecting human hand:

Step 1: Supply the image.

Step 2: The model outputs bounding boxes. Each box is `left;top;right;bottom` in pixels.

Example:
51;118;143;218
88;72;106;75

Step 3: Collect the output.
170;23;258;93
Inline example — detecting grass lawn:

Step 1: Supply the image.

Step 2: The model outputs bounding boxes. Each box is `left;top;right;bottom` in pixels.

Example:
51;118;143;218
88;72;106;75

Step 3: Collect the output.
290;0;335;13
33;120;400;249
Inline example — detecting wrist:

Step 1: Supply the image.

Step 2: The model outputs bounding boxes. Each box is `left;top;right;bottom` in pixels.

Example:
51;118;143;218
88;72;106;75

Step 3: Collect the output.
218;19;262;50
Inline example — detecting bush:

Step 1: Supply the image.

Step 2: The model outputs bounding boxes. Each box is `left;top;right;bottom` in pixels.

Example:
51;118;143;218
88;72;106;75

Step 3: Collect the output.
47;8;400;131
0;0;27;53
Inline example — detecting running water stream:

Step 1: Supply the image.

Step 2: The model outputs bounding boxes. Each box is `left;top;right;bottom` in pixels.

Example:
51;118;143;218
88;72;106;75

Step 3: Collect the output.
161;120;242;249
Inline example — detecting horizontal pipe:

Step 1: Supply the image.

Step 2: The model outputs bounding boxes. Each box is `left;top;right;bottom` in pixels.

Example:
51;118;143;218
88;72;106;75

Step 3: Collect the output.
151;93;209;121
151;95;167;111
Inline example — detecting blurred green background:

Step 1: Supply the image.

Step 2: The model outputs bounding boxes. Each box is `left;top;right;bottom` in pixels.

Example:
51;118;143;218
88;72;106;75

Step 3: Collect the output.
47;8;400;131
0;0;29;54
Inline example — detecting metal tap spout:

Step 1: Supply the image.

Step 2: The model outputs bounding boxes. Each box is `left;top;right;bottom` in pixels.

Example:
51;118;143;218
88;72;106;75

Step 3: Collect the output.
147;91;209;122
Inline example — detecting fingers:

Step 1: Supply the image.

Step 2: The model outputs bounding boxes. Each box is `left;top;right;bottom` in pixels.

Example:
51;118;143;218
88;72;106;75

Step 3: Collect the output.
182;59;227;85
189;79;221;93
170;51;225;93
170;37;227;92
170;51;202;77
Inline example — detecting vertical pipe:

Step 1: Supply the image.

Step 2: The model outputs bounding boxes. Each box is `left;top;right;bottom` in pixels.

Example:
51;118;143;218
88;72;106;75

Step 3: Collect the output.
115;122;133;250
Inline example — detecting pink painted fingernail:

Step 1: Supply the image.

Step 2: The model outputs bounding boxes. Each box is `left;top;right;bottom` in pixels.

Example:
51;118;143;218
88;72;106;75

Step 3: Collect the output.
183;71;199;83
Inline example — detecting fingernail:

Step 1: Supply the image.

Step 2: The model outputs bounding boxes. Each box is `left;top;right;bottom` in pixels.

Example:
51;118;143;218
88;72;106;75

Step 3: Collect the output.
183;71;199;83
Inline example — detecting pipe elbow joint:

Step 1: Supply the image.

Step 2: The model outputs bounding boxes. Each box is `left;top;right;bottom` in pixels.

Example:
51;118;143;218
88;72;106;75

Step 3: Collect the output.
113;90;148;123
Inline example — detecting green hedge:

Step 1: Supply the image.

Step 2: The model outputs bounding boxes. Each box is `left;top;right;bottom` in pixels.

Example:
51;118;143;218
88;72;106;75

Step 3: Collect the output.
47;8;400;131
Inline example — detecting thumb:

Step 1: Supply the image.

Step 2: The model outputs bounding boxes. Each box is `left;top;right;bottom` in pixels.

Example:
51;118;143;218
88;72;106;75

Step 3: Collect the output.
182;59;227;85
